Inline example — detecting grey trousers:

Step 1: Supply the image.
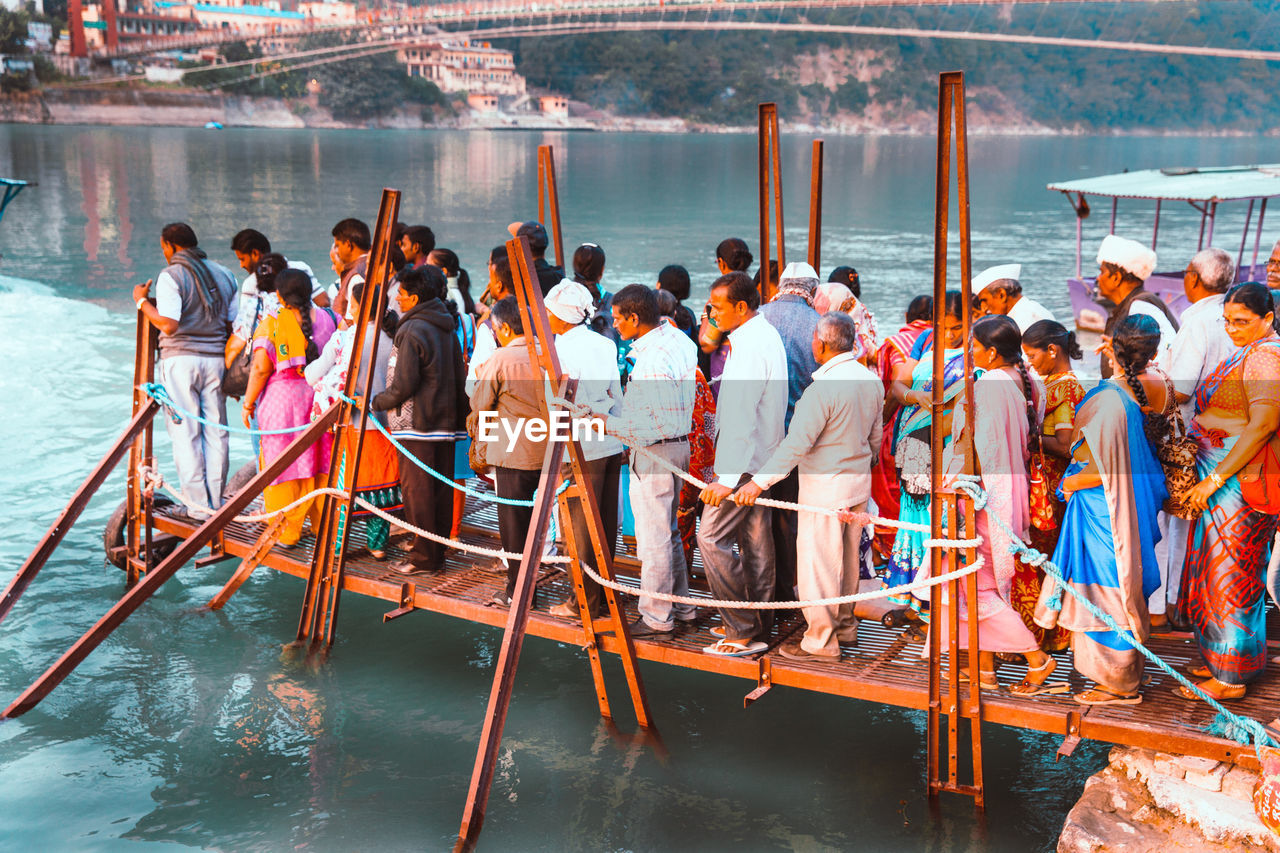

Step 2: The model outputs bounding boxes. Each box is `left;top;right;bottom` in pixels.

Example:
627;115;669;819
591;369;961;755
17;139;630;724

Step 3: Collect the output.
697;485;775;641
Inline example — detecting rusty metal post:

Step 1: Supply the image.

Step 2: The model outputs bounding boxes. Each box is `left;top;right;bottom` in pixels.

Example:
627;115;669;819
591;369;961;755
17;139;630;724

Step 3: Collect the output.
951;72;986;806
506;234;654;730
808;139;824;272
926;70;984;807
455;412;570;852
126;309;159;585
537;145;565;270
757;103;784;303
296;188;401;653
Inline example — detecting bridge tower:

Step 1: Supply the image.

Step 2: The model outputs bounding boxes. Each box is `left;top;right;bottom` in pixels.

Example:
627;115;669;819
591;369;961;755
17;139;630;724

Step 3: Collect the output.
68;0;88;58
102;0;120;52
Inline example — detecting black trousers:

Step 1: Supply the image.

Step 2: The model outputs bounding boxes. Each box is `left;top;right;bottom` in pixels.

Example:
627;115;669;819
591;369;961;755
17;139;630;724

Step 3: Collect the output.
770;469;799;600
399;440;456;571
495;466;543;595
564;452;622;617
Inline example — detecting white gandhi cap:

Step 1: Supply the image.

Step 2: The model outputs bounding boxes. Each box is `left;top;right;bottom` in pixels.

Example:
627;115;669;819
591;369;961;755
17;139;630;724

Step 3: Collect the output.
971;263;1021;295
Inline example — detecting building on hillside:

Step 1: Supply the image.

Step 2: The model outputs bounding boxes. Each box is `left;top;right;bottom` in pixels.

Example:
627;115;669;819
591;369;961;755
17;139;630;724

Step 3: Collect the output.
297;1;358;24
152;1;307;34
537;95;568;118
467;93;498;113
398;39;525;98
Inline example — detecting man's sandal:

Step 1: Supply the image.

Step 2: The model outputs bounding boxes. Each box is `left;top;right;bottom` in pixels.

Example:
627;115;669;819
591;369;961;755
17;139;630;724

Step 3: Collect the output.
1009;658;1070;696
1075;686;1143;706
1184;664;1212;679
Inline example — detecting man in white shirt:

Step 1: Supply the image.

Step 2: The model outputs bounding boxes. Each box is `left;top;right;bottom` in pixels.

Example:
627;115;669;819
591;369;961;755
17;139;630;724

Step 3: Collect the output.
600;284;699;637
131;222;238;516
972;263;1055;333
465;253;515;397
735;312;883;659
541;280;626;623
1160;247;1238;628
697;272;788;655
226;229;326;366
1096;234;1179;377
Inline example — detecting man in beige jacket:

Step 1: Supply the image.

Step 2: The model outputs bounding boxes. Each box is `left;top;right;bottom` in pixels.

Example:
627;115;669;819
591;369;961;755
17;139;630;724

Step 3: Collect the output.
734;312;883;659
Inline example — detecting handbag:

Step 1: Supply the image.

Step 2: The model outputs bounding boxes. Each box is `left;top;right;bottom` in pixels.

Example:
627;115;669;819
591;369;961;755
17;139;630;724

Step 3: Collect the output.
1028;451;1057;531
220;298;261;400
1240;432;1280;514
1154;402;1200;520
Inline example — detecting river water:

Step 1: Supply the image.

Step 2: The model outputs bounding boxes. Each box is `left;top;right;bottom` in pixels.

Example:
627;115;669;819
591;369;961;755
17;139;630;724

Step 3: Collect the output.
0;126;1276;851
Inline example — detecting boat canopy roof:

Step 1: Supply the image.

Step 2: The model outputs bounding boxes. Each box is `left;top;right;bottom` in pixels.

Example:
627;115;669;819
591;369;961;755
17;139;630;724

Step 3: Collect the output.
1048;164;1280;203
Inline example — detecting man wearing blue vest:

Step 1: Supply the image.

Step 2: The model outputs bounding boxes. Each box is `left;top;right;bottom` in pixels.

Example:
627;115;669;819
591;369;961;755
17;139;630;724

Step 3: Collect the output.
133;223;239;517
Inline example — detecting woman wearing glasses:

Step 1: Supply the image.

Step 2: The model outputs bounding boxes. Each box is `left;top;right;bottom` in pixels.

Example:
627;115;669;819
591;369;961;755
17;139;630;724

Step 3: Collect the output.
1176;282;1280;701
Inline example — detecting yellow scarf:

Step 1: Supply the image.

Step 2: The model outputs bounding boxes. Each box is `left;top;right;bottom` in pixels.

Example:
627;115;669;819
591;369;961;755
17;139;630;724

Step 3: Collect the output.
271;306;310;366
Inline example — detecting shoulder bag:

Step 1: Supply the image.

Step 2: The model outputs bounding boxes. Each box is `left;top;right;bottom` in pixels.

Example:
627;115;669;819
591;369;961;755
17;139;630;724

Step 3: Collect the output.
1150;374;1200;519
221;298;261;400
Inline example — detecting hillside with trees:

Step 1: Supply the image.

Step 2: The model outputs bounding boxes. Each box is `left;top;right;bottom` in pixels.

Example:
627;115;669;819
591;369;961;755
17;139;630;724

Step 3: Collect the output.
501;1;1280;131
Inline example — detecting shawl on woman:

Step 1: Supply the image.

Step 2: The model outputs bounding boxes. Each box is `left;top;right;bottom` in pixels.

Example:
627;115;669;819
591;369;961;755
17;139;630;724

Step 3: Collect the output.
1034;382;1165;637
946;369;1043;611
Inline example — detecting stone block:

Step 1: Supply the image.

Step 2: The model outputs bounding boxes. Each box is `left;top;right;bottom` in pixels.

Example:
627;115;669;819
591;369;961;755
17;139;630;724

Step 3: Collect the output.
1186;762;1228;792
1222;765;1259;801
1178;755;1220;774
1153;753;1185;779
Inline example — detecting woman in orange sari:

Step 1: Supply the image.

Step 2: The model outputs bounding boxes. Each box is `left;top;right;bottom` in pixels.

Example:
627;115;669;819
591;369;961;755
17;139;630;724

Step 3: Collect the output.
1017;319;1083;651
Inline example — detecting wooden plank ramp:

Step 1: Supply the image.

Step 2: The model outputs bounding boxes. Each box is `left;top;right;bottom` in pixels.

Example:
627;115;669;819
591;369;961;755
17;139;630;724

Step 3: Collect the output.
150;481;1273;771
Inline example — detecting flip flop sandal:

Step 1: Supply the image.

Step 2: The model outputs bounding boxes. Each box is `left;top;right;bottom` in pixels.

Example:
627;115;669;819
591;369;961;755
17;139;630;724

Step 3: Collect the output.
703;639;768;657
903;624;927;643
1010;680;1071;696
1184;664;1212;679
957;668;1001;691
710;625;726;639
1173;682;1245;702
1075;687;1142;706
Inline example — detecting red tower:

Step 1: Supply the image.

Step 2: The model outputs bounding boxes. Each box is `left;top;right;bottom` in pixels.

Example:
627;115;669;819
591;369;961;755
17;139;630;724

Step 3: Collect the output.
68;0;88;58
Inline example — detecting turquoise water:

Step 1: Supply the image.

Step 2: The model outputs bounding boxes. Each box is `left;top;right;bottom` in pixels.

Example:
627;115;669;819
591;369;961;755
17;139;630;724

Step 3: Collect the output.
0;126;1276;851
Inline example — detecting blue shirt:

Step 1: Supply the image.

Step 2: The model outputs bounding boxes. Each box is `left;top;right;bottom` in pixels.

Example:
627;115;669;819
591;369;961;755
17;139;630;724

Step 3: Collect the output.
759;294;820;428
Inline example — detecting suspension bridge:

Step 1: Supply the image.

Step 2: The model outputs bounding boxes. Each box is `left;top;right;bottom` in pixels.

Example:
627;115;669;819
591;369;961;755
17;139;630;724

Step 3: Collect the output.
73;0;1280;81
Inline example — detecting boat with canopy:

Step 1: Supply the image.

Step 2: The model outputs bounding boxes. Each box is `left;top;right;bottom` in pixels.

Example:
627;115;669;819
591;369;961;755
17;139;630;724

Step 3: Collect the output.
1048;164;1280;331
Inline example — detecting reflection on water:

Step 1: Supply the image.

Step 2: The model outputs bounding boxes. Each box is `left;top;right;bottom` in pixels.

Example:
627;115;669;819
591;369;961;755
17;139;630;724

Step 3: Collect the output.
0;127;1276;850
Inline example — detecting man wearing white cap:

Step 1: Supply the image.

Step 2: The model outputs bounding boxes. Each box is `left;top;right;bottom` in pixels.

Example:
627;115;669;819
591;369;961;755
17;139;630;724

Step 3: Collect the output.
759;260;823;600
1096;234;1179;378
541;280;626;623
971;263;1055;333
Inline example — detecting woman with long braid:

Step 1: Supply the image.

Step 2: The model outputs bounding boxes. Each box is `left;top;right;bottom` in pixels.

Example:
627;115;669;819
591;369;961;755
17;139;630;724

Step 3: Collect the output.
243;269;338;546
935;315;1056;694
1035;315;1169;706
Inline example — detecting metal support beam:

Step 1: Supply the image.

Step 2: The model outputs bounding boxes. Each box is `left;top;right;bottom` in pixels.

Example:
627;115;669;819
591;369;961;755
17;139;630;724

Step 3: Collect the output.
537;145;566;270
0;400;159;625
2;405;340;719
807;139;824;272
757;102;784;303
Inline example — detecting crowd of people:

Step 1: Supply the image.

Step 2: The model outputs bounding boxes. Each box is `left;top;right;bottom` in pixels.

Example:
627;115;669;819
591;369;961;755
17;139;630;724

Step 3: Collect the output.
133;214;1280;707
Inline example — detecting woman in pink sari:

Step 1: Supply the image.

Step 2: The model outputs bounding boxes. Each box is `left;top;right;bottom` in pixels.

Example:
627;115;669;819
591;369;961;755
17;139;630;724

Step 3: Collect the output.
934;315;1057;694
242;268;337;545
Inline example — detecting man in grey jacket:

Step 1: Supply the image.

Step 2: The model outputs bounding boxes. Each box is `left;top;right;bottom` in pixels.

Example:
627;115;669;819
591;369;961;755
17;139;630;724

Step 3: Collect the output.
133;222;238;516
734;312;883;660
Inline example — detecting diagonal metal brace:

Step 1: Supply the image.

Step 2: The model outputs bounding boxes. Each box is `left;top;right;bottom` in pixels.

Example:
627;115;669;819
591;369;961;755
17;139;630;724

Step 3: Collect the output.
1057;708;1089;761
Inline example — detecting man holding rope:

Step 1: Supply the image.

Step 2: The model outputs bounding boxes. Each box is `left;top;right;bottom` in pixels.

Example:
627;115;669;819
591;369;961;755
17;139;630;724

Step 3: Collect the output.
734;313;882;659
698;272;788;656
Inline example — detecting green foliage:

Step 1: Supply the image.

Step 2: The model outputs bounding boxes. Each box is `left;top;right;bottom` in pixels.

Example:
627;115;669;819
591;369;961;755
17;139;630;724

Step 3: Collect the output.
833;77;869;114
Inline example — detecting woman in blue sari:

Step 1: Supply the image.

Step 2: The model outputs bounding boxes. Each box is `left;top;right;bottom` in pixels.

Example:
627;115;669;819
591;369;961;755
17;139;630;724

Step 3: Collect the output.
883;291;967;615
1175;283;1280;701
1036;316;1169;705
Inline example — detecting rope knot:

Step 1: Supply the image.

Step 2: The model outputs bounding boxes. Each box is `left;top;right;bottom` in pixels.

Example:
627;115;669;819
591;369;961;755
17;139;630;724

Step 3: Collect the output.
142;382;183;425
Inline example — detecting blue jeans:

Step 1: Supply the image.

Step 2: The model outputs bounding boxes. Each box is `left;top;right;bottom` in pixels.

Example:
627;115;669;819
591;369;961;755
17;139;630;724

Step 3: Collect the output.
629;441;696;630
159;354;230;513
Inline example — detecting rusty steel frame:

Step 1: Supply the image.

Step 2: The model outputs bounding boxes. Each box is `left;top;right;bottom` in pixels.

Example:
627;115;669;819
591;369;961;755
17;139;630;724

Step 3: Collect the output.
537;145;566;270
808;139;824;272
126;309;160;585
2;404;341;720
294;188;401;654
757;102;785;303
926;70;985;808
456;233;656;850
